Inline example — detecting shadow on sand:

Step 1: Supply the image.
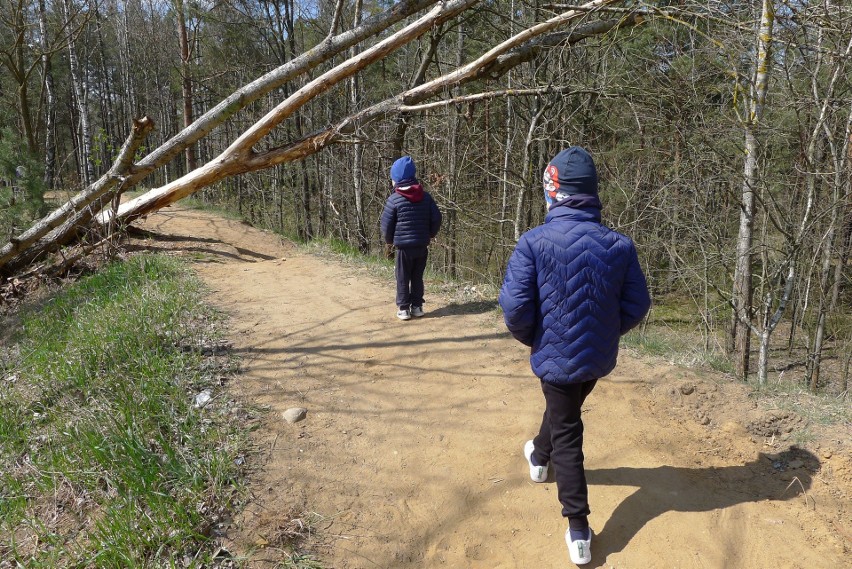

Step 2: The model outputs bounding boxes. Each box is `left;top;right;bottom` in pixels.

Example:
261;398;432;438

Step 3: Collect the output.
427;300;498;317
586;447;819;558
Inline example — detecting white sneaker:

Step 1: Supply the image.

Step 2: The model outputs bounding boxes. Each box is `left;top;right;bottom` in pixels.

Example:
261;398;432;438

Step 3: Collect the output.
411;306;425;317
566;527;592;565
396;308;411;321
523;440;548;483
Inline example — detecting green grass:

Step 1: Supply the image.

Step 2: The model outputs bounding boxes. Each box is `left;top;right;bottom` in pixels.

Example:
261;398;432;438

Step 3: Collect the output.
304;236;383;261
179;195;246;222
322;237;362;257
620;327;734;374
0;255;248;567
747;379;852;427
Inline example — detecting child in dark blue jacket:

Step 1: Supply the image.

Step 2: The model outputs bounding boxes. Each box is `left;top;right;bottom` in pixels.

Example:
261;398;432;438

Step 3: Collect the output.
499;147;651;565
381;156;442;320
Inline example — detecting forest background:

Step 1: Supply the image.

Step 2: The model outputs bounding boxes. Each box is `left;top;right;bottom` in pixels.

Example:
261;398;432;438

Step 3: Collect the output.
1;0;850;396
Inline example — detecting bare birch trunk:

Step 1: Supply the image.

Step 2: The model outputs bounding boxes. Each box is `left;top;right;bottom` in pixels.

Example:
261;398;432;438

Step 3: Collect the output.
108;0;483;224
443;24;467;278
175;0;197;172
513;98;545;240
63;0;95;187
732;0;774;381
94;7;116;151
119;3;139;116
500;94;513;246
11;2;37;154
38;0;56;190
112;0;623;226
752;15;849;387
805;36;852;390
0;0;445;273
0;118;154;275
809;136;852;390
350;0;369;253
390;26;442;158
756;263;795;385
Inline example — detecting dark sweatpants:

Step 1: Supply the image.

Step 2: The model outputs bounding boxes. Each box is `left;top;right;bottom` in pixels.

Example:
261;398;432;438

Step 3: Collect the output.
395;246;428;309
531;379;598;530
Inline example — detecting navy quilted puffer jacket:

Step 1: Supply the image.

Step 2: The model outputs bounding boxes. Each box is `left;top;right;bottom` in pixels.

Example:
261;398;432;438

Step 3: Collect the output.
381;190;442;248
499;205;651;385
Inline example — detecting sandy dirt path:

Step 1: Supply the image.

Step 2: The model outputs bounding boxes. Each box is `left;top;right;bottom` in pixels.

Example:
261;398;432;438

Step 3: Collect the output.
135;206;850;569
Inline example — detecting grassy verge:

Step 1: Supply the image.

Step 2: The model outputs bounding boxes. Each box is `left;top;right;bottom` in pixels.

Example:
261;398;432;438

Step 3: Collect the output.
0;255;247;567
620;327;733;374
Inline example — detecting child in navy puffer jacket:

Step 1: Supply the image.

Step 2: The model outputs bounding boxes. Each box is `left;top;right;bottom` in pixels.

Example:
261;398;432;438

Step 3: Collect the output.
499;147;650;565
380;156;442;320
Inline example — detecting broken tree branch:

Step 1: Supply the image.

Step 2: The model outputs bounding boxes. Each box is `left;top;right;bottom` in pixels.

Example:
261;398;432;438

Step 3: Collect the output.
0;0;444;275
0;116;153;273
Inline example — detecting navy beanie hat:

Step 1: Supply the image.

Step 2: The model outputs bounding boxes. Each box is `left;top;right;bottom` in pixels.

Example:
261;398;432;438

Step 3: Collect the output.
543;146;599;208
390;156;417;184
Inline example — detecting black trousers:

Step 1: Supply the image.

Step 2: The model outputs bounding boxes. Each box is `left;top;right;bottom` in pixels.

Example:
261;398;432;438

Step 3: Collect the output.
531;379;598;529
395;246;428;309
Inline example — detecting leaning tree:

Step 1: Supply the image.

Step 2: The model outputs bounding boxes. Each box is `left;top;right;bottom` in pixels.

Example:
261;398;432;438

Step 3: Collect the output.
0;0;636;277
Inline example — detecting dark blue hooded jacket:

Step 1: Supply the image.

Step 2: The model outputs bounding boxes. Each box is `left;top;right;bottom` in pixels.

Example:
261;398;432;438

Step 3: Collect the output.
499;148;651;385
381;157;442;248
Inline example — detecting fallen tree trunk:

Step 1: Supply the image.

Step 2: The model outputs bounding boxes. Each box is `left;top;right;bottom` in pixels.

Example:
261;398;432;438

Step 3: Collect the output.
105;0;494;223
2;0;638;278
0;0;443;276
0;117;153;269
109;1;631;225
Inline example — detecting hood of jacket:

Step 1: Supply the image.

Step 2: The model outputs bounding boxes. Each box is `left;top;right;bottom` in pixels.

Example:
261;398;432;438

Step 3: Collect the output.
395;183;424;203
545;195;602;224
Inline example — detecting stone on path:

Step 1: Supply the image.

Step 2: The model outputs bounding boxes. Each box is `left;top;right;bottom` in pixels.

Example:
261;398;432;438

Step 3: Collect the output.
282;407;308;424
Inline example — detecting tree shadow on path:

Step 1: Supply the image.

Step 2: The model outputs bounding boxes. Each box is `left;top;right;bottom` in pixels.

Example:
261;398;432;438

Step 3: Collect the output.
586;447;819;559
126;226;278;261
427;300;498;317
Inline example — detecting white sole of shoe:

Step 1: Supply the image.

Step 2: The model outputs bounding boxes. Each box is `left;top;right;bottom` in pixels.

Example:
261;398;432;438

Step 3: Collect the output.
523;440;548;483
566;530;592;565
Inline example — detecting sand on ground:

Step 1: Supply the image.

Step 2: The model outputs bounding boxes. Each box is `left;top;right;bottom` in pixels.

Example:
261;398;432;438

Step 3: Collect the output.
134;205;851;569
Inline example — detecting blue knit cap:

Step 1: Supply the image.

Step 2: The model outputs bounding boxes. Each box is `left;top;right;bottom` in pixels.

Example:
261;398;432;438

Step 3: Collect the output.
543;147;599;209
390;156;417;185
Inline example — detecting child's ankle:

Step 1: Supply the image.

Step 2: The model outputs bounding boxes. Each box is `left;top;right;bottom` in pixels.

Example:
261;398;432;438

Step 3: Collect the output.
568;517;590;541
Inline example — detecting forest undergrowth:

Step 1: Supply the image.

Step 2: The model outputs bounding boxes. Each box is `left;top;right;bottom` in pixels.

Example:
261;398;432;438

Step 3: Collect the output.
0;255;251;567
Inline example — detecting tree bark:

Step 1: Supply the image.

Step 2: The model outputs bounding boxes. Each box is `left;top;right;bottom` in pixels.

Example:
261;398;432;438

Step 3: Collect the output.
38;0;56;190
0;0;62;155
0;117;155;275
119;2;139;116
63;0;95;187
0;0;446;274
731;0;774;381
175;0;197;172
390;26;443;158
514;98;545;241
350;0;369;253
107;0;484;225
112;0;621;225
803;34;852;390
